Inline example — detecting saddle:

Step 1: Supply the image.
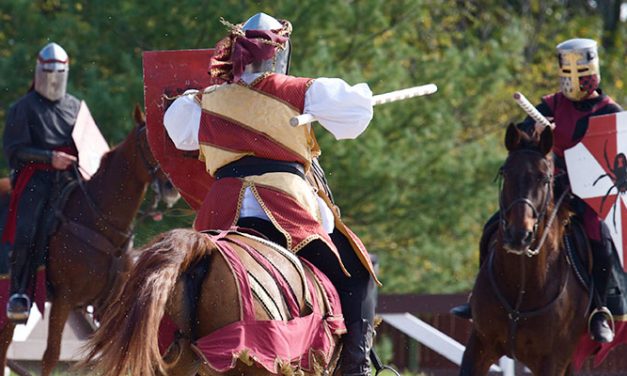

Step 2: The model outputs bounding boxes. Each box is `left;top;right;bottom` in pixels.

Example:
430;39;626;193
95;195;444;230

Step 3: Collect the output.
162;229;346;375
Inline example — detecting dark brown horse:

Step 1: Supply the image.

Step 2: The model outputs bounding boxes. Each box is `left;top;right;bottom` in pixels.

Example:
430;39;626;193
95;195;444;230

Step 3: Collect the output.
80;228;344;376
460;124;591;375
0;105;180;375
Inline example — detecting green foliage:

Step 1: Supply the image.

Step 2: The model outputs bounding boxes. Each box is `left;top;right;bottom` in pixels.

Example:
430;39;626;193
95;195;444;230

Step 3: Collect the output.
0;1;625;294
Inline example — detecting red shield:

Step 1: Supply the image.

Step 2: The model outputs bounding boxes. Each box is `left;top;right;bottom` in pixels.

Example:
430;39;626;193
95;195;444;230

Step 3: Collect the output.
142;50;222;210
565;111;627;270
72;101;110;180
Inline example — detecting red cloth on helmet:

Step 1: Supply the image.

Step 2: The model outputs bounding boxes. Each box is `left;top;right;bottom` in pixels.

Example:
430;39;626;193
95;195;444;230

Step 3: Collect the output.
210;30;288;83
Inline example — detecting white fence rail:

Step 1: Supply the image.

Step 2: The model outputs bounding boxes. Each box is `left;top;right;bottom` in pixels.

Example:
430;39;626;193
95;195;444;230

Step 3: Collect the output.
380;312;516;375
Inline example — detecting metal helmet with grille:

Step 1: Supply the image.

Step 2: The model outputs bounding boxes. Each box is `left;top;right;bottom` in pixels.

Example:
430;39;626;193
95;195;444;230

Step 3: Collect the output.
556;38;600;101
34;42;69;101
241;12;291;75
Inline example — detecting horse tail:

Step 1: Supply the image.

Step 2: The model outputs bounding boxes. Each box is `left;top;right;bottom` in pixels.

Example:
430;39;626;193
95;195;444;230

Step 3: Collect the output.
78;228;214;376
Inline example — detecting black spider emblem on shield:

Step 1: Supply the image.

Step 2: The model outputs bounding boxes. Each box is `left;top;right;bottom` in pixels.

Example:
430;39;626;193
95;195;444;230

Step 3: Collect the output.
593;140;627;229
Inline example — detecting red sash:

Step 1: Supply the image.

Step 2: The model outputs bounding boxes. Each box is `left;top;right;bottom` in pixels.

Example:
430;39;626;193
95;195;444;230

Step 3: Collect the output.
1;146;77;245
1;163;53;244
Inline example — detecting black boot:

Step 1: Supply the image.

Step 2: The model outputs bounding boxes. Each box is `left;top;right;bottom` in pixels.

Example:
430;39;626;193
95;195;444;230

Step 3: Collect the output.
7;247;34;324
588;237;615;343
450;303;472;319
340;319;374;376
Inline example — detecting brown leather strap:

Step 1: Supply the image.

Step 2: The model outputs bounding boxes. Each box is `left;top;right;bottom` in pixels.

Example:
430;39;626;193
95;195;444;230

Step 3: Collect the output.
63;220;127;257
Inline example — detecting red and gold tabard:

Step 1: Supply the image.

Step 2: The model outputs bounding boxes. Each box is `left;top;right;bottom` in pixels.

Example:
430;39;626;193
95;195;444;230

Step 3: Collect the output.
193;73;379;284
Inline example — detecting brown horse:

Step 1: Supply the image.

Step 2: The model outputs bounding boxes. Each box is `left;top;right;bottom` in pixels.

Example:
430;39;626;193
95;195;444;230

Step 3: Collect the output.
80;228;344;376
0;105;180;375
460;124;591;375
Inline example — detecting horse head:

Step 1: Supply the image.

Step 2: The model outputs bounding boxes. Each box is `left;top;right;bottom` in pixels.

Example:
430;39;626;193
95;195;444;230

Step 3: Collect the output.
132;104;180;208
499;123;555;254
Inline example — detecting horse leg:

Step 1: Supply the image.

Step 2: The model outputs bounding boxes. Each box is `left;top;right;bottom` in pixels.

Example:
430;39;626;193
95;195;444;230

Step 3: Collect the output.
0;323;15;374
41;301;71;376
459;330;499;376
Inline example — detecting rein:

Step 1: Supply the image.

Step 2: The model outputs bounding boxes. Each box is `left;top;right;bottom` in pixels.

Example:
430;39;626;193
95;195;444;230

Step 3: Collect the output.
67;125;161;250
487;244;570;359
71;163;134;248
136;125;161;179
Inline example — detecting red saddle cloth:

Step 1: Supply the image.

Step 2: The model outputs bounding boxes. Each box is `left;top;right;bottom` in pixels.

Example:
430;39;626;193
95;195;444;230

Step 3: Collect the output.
158;231;345;374
572;317;627;369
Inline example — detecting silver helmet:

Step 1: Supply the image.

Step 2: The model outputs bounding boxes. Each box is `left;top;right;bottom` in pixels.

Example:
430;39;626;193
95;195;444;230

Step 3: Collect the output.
34;42;69;101
556;38;600;101
241;12;291;75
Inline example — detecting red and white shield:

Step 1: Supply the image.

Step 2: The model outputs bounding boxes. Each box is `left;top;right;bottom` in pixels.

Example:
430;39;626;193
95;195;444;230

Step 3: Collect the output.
142;49;222;210
564;111;627;270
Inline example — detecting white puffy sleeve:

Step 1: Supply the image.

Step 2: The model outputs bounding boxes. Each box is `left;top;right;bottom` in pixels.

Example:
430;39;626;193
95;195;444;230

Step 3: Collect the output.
163;91;201;151
303;78;373;140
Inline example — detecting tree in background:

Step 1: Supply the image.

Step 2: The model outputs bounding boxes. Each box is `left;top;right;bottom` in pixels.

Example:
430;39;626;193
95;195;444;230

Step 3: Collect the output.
0;0;624;293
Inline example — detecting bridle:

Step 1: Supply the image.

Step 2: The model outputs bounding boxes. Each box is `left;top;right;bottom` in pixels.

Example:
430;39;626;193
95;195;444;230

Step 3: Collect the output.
136;125;161;180
135;124;184;222
498;149;555;257
491;148;574;359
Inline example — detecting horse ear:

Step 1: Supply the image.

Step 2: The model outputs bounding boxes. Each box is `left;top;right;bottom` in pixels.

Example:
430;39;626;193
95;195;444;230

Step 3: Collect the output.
504;123;521;152
539;126;554;156
133;103;145;125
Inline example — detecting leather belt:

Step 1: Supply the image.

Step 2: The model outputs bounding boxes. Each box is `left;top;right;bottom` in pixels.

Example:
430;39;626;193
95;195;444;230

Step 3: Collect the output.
214;156;305;180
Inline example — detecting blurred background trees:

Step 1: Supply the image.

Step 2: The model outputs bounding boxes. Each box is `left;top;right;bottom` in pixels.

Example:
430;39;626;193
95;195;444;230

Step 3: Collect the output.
0;0;625;294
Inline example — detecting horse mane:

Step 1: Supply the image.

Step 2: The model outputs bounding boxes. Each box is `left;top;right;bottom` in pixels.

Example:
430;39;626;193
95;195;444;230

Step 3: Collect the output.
87;105;144;182
89;148;115;180
86;129;134;182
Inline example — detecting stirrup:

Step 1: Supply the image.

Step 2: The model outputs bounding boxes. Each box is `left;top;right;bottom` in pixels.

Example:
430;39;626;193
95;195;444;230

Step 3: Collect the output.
370;349;401;376
7;293;31;323
588;306;615;339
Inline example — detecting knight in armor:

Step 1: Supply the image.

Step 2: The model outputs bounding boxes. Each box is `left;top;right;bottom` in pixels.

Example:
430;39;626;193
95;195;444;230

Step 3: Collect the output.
3;42;81;323
450;38;624;343
163;13;378;375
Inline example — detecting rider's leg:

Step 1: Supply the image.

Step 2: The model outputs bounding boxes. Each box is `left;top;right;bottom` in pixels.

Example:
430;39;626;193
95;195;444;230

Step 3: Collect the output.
236;217;287;245
587;211;615;343
7;173;51;322
450;212;500;320
299;230;375;376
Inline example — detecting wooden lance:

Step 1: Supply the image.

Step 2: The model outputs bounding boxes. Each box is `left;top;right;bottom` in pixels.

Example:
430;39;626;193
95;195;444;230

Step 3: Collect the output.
289;83;438;127
513;92;554;129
